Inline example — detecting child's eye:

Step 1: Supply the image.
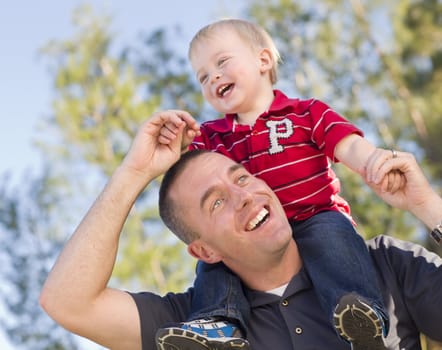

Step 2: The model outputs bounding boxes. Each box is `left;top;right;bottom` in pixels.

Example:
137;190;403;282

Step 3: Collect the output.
218;57;229;66
199;74;208;84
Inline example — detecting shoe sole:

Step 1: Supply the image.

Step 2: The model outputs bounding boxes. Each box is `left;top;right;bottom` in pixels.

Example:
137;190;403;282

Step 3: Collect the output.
155;328;250;350
333;294;387;350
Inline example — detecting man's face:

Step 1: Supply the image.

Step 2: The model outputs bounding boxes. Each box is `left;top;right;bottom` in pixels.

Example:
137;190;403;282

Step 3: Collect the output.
171;153;292;273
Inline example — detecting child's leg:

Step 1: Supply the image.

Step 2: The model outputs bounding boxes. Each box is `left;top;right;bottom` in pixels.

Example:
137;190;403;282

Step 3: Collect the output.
292;211;389;338
155;261;251;350
189;261;250;330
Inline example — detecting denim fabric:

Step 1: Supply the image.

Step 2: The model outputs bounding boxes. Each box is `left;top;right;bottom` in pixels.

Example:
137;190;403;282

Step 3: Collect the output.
189;261;250;331
291;211;387;324
189;211;388;332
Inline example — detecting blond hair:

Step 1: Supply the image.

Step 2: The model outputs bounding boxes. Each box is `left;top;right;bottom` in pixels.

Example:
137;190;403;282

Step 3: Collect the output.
189;19;281;84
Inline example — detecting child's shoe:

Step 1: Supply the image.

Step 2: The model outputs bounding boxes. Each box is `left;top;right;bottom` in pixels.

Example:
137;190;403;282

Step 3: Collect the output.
155;317;250;350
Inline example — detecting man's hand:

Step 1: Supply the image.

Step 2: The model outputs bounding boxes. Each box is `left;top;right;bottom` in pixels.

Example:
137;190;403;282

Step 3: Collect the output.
364;151;440;227
363;148;406;194
121;110;195;182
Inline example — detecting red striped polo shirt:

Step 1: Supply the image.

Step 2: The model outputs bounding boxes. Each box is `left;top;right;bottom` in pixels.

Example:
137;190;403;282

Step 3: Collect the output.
190;90;363;221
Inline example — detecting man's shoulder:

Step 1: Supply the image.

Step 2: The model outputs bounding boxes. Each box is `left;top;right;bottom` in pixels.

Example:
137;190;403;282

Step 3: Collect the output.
367;234;442;268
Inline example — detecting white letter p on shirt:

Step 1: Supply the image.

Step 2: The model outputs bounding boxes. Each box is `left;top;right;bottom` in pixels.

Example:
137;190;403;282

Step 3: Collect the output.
266;118;294;154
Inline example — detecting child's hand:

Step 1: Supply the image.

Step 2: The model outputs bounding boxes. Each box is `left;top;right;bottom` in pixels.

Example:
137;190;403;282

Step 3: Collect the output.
363;148;406;193
377;169;406;193
157;110;200;150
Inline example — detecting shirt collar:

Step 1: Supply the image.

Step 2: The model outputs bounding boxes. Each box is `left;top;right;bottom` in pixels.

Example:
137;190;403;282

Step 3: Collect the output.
206;90;297;133
244;267;312;308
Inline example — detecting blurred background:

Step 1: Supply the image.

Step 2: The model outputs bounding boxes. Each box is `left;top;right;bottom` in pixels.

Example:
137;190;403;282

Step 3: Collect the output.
0;0;441;349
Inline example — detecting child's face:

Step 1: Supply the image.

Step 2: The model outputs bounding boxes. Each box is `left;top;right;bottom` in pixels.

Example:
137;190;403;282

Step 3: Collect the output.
190;28;272;115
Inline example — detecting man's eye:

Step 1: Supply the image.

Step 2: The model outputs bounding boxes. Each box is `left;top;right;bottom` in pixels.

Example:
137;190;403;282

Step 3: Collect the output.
212;198;223;210
238;175;248;184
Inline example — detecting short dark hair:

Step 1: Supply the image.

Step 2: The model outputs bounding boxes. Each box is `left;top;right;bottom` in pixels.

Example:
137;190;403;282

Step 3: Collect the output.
159;149;211;244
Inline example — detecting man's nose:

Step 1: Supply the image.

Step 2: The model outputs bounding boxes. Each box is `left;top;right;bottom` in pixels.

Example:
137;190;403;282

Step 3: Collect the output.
231;186;253;209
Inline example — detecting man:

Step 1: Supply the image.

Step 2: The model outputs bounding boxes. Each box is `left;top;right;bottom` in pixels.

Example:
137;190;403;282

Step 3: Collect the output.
40;111;442;350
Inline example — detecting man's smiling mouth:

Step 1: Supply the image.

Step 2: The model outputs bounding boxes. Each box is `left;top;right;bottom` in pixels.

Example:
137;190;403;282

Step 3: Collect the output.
246;208;269;231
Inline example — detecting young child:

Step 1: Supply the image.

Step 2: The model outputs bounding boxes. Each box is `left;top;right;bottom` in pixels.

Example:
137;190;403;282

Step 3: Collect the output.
156;19;405;350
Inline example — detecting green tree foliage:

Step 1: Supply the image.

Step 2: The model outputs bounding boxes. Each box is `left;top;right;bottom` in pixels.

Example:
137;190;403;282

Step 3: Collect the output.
393;0;442;178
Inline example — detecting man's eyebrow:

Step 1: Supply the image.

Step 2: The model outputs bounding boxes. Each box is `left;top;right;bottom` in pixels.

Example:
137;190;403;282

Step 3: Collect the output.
228;163;245;174
199;163;245;209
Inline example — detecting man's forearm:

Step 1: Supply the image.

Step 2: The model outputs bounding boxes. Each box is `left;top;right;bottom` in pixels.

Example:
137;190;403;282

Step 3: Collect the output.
40;165;150;325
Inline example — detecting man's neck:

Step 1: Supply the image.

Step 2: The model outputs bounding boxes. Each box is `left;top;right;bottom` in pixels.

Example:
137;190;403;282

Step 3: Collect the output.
234;239;302;292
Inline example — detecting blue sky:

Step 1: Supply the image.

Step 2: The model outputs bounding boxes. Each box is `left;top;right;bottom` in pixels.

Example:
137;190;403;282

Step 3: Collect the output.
0;0;242;184
0;1;242;348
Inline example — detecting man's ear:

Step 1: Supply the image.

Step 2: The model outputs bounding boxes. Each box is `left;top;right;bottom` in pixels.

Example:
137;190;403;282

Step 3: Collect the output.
187;240;222;264
259;48;273;74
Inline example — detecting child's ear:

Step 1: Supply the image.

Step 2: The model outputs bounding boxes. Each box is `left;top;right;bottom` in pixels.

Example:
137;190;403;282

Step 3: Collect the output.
259;48;273;73
187;240;222;264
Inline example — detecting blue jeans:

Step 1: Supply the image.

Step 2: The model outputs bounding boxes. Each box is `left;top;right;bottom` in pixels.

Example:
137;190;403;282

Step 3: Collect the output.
189;211;388;333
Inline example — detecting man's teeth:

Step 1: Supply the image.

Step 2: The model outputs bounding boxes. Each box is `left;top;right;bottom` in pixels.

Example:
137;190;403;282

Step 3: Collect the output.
247;208;269;231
